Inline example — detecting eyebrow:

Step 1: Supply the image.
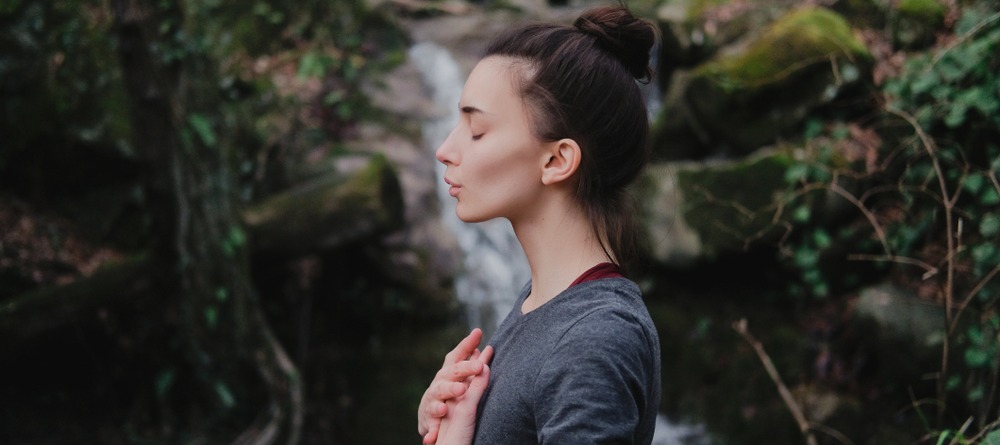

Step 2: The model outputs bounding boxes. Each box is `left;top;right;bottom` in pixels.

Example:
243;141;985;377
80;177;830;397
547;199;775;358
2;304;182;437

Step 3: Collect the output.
460;104;487;115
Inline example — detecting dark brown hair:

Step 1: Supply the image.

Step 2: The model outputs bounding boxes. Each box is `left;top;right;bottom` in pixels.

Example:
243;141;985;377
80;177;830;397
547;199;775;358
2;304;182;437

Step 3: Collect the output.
484;5;657;271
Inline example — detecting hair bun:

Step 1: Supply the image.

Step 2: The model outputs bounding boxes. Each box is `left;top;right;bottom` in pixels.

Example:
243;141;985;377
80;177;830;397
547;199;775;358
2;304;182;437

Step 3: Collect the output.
574;6;656;81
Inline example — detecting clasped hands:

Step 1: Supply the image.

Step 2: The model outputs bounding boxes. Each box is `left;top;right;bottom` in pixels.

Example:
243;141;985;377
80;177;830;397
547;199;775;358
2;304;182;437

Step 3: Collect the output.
417;328;493;445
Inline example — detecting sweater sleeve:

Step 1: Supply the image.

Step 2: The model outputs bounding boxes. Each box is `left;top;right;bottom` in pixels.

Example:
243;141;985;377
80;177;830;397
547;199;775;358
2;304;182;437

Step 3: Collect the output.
532;307;656;444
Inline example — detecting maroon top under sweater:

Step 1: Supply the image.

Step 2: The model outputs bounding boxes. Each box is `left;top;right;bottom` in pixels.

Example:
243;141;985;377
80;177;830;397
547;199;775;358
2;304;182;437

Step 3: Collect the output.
569;262;624;287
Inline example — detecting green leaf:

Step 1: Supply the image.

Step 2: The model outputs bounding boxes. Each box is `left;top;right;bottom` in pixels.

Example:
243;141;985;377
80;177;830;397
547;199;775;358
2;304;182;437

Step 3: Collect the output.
968;385;984;402
215;287;228;302
214;381;236;408
937;56;966;83
981;212;1000;237
812;282;829;298
967;325;984;345
784;163;809;184
795;247;819;268
228;226;246;248
964;87;1000;115
910;69;939;96
187;113;217;147
155;369;176;399
965;347;991;368
984;428;1000;445
813;229;832;249
946;374;961;391
297;51;329;79
205;306;218;328
935;430;952;445
792;205;811;223
982;187;1000;205
972;243;999;266
803;119;824;139
964;173;985;194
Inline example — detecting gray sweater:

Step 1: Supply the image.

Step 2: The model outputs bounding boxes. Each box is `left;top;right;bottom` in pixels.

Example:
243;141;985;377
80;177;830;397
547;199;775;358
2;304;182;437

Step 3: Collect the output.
473;277;661;444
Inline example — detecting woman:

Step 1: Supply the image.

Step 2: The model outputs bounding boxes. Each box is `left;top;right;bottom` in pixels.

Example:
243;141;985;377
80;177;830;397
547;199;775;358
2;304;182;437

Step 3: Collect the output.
418;5;661;444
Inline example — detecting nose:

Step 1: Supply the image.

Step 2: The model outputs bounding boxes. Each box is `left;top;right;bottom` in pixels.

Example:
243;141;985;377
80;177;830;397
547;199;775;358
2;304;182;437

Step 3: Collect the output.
435;126;460;165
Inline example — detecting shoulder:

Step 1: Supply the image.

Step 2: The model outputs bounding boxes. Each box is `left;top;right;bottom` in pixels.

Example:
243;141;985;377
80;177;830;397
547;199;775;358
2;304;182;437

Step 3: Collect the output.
530;279;662;443
544;278;660;368
558;278;657;341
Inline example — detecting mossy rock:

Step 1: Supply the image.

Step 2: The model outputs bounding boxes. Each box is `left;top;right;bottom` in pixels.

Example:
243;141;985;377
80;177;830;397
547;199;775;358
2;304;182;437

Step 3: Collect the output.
243;153;404;253
638;149;797;265
683;6;873;152
893;0;946;49
656;0;802;70
828;0;888;29
675;150;793;257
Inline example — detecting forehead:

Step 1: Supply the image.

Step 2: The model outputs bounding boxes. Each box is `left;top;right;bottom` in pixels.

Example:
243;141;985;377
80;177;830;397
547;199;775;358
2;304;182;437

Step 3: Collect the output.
461;57;523;111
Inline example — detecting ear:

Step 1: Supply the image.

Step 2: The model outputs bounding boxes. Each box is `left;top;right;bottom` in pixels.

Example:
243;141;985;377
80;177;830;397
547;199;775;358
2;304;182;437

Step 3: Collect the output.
541;138;582;185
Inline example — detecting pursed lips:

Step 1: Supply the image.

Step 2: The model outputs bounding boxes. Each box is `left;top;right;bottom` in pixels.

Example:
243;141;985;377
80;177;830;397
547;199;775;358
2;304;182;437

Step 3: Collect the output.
445;177;461;197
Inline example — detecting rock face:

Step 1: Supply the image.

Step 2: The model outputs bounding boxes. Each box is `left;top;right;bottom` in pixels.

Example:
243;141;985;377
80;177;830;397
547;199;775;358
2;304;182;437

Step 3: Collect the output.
243;154;404;254
855;282;946;349
638;148;795;266
653;6;873;158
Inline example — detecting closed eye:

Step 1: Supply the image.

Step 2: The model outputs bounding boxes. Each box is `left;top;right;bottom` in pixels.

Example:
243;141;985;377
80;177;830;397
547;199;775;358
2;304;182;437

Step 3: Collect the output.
472;133;484;141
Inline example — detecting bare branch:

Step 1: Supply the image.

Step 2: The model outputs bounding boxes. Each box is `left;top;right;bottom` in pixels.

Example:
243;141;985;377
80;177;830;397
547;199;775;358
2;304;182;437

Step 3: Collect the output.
950;261;1000;337
733;319;820;445
846;253;939;278
827;182;893;255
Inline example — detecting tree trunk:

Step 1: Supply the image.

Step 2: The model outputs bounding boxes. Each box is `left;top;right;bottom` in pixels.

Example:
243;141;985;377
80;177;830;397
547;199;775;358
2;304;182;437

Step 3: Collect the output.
111;1;302;443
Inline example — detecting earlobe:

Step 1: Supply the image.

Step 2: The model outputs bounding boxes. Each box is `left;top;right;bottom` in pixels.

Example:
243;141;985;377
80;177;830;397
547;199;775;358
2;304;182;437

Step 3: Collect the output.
541;138;581;185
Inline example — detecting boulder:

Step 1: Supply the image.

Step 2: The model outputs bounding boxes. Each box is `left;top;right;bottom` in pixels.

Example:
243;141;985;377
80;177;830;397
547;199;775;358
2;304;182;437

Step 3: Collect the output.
243;153;404;253
855;281;945;348
638;148;795;266
678;6;872;154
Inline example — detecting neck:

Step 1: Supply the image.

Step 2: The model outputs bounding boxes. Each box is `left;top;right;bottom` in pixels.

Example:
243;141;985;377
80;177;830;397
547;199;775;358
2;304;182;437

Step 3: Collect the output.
511;194;611;313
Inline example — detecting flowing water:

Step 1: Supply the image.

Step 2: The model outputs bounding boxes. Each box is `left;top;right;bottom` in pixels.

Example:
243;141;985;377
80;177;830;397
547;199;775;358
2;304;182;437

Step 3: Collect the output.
409;40;712;445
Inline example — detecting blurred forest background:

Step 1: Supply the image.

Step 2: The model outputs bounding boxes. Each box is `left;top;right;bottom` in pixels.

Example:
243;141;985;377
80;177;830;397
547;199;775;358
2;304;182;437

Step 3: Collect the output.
0;0;997;443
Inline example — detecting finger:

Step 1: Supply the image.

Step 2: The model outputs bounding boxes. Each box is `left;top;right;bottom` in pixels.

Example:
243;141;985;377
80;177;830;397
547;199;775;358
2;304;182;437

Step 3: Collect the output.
428;400;447;418
479;345;494;365
443;328;483;364
429;380;469;401
423;429;438;444
434;359;485;382
418;399;446;436
470;347;481;361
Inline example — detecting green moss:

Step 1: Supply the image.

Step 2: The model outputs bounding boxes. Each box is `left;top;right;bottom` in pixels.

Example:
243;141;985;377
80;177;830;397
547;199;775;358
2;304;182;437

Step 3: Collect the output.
686;0;729;21
695;6;871;92
898;0;946;25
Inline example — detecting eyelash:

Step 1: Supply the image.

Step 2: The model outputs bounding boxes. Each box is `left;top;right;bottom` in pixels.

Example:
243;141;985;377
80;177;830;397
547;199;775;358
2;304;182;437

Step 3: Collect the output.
472;134;484;141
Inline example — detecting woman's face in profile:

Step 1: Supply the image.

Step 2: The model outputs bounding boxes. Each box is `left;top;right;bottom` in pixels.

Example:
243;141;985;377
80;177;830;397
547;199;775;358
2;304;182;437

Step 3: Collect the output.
435;57;548;224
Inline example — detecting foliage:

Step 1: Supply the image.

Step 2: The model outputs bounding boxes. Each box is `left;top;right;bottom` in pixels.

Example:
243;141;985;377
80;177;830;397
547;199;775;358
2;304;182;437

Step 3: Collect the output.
0;0;130;166
0;0;407;197
778;1;1000;442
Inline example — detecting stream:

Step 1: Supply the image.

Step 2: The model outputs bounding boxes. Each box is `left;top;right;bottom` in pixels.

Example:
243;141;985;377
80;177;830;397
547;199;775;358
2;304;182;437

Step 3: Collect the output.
408;39;712;445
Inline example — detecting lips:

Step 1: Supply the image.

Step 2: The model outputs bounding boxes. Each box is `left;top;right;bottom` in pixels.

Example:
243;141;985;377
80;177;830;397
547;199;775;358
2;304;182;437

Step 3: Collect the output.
445;178;461;197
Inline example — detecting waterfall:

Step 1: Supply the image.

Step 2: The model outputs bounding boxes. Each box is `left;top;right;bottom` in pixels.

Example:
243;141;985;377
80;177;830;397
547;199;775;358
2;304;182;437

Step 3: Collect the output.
408;40;712;445
409;42;531;335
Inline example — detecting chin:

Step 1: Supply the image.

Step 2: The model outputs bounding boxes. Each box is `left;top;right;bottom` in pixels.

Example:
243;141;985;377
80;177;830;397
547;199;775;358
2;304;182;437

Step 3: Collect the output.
455;207;495;224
